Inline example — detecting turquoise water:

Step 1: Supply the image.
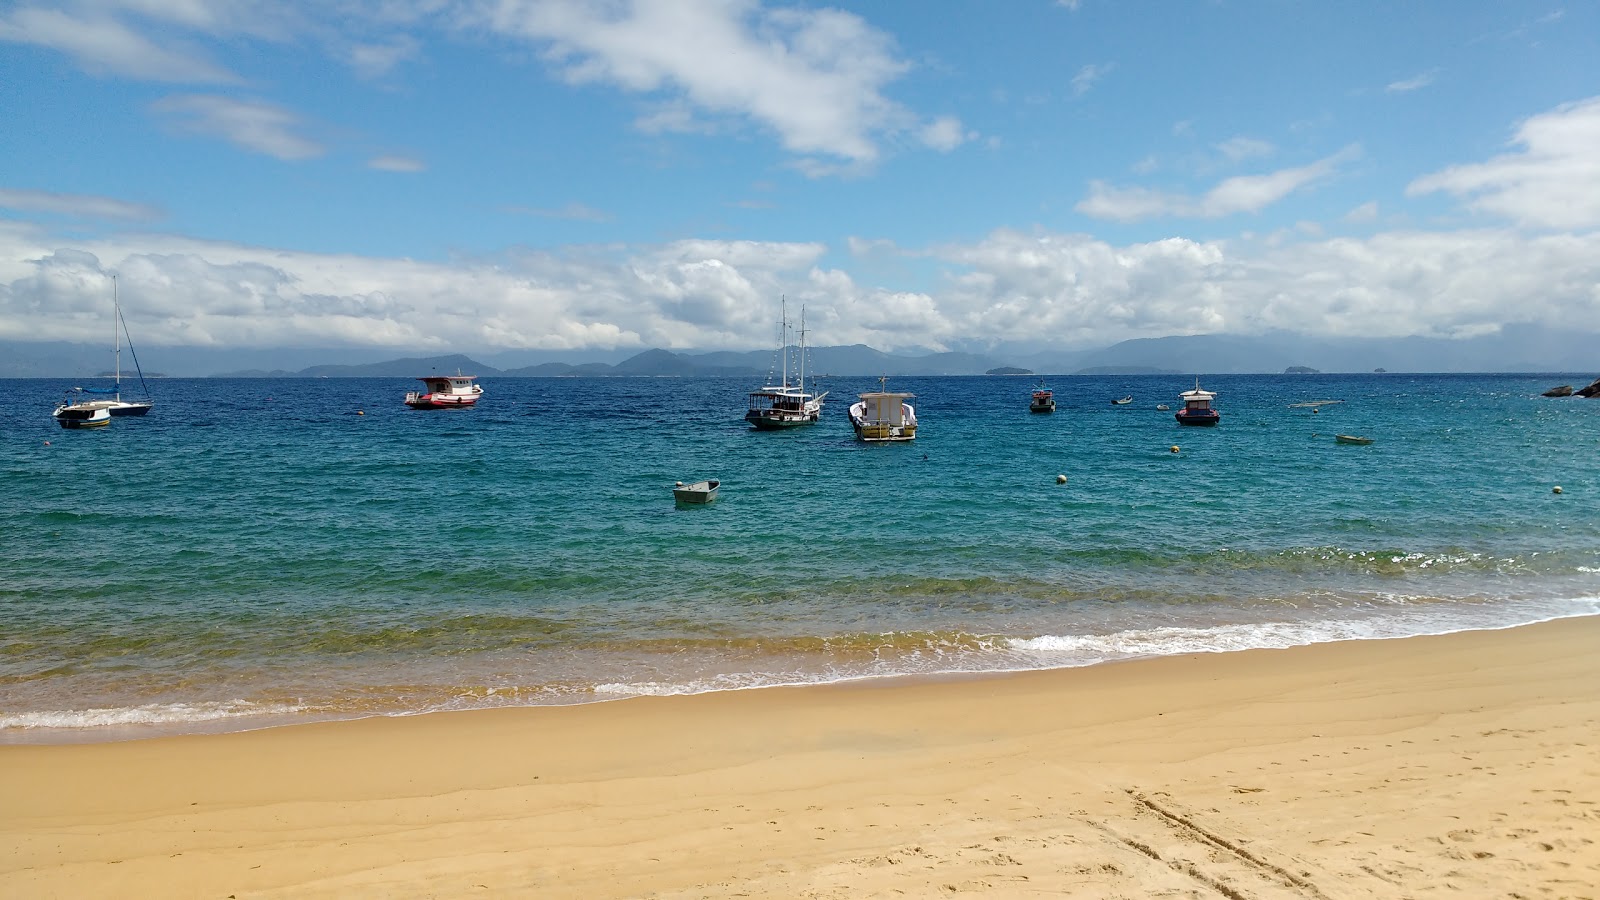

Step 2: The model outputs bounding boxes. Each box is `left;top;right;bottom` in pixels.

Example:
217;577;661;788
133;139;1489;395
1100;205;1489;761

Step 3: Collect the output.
3;373;1597;742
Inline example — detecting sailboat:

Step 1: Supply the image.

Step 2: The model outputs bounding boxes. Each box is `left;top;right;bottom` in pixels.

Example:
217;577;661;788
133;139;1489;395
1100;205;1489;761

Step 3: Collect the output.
744;296;827;429
53;275;154;426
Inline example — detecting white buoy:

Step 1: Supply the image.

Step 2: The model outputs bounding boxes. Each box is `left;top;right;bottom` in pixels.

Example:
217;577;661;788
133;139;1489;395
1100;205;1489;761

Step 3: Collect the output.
1553;486;1563;494
675;481;685;487
1055;474;1067;484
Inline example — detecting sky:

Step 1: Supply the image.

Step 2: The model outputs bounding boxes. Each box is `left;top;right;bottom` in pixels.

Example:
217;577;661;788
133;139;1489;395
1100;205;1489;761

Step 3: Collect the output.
1;0;1598;362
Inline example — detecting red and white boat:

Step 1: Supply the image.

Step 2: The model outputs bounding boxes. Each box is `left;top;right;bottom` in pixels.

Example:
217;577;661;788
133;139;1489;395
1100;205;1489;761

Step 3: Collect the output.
404;374;483;409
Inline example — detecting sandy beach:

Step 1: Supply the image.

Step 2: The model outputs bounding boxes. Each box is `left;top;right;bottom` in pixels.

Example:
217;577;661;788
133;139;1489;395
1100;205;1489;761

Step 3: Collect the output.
5;617;1599;899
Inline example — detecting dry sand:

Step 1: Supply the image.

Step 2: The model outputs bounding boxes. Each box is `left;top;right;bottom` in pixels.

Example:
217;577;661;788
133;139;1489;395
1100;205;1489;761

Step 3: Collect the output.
4;616;1599;898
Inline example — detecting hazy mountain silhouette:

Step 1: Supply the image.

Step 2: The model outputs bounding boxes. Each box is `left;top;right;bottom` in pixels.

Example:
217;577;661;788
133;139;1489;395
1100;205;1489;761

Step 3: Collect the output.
2;325;1593;377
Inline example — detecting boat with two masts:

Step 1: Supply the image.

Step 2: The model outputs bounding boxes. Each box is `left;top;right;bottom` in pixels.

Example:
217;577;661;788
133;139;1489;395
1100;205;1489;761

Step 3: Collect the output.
1174;379;1220;426
52;275;154;426
745;297;827;429
850;377;917;442
404;373;484;409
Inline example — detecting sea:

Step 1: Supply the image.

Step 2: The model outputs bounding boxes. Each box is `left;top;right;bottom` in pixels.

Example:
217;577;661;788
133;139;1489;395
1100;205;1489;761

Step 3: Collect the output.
3;372;1597;744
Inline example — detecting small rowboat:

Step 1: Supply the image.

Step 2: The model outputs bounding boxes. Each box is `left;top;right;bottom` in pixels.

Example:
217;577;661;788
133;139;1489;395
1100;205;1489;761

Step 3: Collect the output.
1111;396;1133;405
673;479;720;503
1334;434;1373;445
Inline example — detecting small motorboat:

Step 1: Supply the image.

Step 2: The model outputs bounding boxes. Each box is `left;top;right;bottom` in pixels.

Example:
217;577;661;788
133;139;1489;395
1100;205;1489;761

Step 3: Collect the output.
1111;396;1133;405
1156;404;1170;411
673;479;720;503
850;377;917;441
1335;434;1373;445
53;400;111;429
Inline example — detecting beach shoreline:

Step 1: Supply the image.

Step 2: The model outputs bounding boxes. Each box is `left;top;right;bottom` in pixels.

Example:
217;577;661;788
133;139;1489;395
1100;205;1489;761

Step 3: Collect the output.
5;616;1599;897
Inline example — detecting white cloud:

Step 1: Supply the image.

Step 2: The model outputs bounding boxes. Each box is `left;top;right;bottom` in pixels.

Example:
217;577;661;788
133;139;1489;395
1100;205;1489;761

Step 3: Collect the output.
1344;201;1379;223
1215;137;1274;163
919;116;969;152
504;203;612;222
0;188;163;221
1407;95;1600;229
5;220;1597;356
1077;146;1360;222
348;36;421;79
1071;62;1112;97
151;94;325;160
1386;69;1439;93
475;0;920;165
0;5;237;82
369;155;426;173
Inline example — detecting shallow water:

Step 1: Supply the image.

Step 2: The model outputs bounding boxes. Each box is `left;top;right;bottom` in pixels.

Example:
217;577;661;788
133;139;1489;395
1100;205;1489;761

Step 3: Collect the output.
3;372;1597;742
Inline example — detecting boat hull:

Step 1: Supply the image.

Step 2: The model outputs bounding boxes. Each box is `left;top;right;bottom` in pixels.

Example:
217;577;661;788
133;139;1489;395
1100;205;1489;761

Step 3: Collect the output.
851;420;917;441
405;396;480;409
673;480;720;503
1335;434;1373;445
1175;410;1220;426
745;409;820;429
54;407;111;429
1029;402;1055;413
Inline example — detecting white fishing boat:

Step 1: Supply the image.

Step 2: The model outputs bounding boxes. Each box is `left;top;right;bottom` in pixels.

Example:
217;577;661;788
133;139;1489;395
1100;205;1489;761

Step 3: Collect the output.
673;479;720;503
745;296;826;429
53;275;155;421
849;377;917;442
405;373;483;409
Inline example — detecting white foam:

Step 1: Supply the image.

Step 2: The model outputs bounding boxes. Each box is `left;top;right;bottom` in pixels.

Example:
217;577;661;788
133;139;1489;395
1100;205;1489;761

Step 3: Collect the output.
0;699;307;731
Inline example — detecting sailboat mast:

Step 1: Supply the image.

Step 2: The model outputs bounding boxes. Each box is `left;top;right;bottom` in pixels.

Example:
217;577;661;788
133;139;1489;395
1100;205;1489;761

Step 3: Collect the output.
797;305;807;393
778;294;788;389
112;275;121;396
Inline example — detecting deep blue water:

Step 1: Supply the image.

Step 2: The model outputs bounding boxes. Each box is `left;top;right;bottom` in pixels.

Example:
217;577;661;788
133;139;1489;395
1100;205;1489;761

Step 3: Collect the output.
2;372;1597;742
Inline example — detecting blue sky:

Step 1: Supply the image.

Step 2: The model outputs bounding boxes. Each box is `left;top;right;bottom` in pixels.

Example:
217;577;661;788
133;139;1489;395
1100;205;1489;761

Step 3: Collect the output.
1;0;1597;359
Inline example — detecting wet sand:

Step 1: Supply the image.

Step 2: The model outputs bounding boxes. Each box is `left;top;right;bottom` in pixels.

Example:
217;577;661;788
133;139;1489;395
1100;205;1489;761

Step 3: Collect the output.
4;616;1599;898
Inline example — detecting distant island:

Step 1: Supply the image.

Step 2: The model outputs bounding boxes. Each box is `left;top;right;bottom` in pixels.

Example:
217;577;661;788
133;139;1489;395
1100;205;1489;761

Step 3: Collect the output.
1075;366;1182;376
1284;366;1321;374
986;367;1032;376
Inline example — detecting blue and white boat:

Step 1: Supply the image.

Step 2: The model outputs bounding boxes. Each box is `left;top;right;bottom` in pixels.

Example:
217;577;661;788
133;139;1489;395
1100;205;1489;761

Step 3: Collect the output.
51;276;154;423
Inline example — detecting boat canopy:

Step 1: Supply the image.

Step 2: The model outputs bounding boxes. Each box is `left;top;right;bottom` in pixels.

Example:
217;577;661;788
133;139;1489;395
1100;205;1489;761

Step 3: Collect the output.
73;386;121;394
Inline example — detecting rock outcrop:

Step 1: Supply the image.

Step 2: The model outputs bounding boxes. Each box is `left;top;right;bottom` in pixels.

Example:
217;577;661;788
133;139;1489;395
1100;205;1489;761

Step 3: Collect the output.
1577;378;1600;398
1543;385;1573;397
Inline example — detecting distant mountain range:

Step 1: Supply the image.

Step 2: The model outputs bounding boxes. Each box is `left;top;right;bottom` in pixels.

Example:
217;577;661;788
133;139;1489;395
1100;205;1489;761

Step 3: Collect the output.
1;324;1593;378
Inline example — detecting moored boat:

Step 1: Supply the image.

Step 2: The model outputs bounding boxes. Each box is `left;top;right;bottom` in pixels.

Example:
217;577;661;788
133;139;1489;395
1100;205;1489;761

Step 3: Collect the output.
745;296;826;429
52;275;155;422
405;374;483;409
1029;381;1055;413
850;377;917;441
1111;395;1133;405
1335;434;1373;445
52;396;112;429
1174;379;1220;426
672;479;720;503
